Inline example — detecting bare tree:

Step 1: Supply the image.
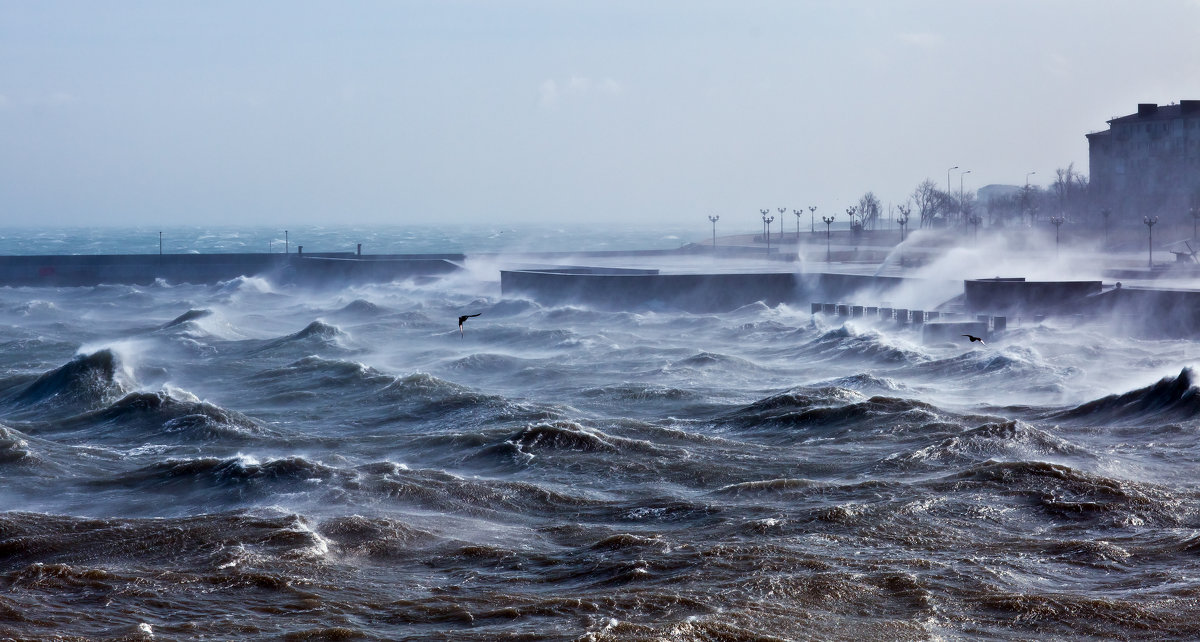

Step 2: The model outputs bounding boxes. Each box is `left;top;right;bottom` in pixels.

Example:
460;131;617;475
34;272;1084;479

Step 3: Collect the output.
912;179;942;228
857;192;882;230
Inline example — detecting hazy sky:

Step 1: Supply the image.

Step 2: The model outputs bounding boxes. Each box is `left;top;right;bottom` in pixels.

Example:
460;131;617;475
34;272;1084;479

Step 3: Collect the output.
3;1;1200;229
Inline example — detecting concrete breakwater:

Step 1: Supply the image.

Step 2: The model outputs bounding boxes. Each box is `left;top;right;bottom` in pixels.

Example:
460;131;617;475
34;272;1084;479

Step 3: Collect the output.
500;268;957;312
0;252;463;287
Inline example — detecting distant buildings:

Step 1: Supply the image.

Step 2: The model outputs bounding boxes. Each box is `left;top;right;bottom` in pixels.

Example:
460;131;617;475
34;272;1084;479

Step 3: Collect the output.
1087;101;1200;218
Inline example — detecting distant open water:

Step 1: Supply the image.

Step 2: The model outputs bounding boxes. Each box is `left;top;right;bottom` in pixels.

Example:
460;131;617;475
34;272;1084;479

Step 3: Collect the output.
1;225;1199;640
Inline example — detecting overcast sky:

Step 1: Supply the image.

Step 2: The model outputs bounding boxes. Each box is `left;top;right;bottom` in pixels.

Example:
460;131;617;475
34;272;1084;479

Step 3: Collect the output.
3;1;1199;229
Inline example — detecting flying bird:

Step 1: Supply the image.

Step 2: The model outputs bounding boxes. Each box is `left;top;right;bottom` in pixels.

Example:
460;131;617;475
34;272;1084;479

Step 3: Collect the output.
458;313;481;337
962;334;986;345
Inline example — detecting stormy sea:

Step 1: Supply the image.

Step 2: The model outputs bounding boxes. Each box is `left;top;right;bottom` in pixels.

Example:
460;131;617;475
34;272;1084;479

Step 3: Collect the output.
2;225;1199;640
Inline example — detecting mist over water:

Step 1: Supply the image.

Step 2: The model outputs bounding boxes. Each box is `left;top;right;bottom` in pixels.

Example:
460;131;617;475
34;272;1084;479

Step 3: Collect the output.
2;227;1199;640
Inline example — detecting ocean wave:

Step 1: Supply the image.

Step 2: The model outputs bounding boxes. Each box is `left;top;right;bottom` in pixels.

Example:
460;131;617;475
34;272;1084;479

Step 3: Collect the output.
580;383;703;403
250;320;351;354
939;460;1188;527
445;352;538;372
12;349;127;409
99;455;341;496
798;324;928;365
256;355;395;390
316;515;438;558
13;300;58;316
0;424;39;467
1052;368;1200;425
353;465;598;517
816;372;906;394
884;420;1087;469
672;351;762;371
728;387;939;434
898;345;1080;389
335;299;386;316
711;477;822;496
0;511;331;571
160;308;212;329
53;390;271;442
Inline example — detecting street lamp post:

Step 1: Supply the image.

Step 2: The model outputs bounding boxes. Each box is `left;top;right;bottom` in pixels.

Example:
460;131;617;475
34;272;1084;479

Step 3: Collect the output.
1050;216;1065;258
762;213;774;256
822;215;835;262
1145;216;1158;267
708;215;719;250
897;207;910;267
158;231;162;256
793;209;803;241
777;207;786;240
809;206;817;234
946;165;959;214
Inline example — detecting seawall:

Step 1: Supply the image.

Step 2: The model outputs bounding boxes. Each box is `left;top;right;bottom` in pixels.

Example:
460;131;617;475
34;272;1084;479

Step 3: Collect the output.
500;268;954;312
0;252;464;287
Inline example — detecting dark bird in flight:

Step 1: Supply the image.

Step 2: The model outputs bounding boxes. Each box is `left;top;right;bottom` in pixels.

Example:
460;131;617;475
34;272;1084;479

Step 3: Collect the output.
962;334;986;345
458;313;481;337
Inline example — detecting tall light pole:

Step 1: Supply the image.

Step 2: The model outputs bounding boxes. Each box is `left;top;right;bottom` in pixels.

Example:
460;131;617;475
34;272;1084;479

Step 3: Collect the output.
946;165;958;203
897;206;910;267
158;231;162;256
809;206;817;234
822;215;835;262
708;215;719;250
793;209;803;241
759;209;770;239
777;207;786;240
959;169;972;231
285;230;289;255
1050;216;1064;258
762;213;774;256
1145;216;1158;267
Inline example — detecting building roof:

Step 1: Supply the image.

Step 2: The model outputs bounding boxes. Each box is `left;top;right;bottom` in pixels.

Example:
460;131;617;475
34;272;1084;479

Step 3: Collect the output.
1107;101;1200;125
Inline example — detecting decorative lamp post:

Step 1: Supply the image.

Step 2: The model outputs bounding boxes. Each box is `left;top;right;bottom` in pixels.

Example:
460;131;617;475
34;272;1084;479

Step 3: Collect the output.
1144;216;1158;267
1049;216;1065;258
708;215;719;250
809;206;817;234
761;213;775;255
793;209;804;241
777;207;786;240
897;208;910;267
822;215;835;262
759;209;770;239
